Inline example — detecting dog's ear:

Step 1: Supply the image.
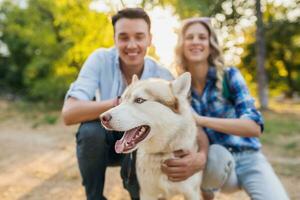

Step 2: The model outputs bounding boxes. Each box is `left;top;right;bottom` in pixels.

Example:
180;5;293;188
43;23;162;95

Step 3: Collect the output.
131;74;139;84
171;72;191;97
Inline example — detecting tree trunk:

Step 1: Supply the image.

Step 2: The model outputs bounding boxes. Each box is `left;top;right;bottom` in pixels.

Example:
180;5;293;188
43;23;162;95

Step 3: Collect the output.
255;0;269;109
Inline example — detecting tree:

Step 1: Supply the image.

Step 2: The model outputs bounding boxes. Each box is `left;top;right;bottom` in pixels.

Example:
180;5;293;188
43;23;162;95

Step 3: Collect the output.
0;0;113;102
242;1;300;97
160;0;299;105
255;0;268;109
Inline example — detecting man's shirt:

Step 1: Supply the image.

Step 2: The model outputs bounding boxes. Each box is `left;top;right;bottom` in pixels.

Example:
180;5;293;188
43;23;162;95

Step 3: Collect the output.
191;67;264;150
66;47;173;101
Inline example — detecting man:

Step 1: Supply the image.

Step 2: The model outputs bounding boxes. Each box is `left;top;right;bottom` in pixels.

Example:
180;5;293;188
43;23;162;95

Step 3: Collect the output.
62;8;208;200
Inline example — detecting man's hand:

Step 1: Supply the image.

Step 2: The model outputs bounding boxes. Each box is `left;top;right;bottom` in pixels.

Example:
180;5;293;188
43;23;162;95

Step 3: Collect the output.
113;96;121;107
161;149;207;182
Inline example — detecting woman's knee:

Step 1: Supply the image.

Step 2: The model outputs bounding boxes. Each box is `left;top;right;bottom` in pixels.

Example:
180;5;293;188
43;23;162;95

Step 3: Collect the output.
201;144;237;191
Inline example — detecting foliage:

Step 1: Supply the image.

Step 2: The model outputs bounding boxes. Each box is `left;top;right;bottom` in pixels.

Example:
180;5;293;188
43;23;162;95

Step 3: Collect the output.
0;0;300;103
160;0;300;96
241;2;300;97
158;0;222;18
0;0;114;102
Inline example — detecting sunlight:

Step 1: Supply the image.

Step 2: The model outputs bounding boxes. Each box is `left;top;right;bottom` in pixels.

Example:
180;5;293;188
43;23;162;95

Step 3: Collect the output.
148;7;179;68
89;0;255;68
90;1;180;68
89;0;299;69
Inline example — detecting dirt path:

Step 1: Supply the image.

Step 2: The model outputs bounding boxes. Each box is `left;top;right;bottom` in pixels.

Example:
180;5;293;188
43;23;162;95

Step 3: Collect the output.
0;104;297;199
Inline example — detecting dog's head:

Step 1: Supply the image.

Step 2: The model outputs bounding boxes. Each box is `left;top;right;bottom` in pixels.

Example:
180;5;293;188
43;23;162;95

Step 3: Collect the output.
100;72;192;154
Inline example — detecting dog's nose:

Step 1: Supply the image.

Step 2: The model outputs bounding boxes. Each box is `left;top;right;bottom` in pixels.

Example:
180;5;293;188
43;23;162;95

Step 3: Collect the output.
101;113;112;124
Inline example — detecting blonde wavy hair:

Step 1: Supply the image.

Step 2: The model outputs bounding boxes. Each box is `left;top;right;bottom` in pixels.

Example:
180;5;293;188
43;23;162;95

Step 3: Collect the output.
174;17;225;94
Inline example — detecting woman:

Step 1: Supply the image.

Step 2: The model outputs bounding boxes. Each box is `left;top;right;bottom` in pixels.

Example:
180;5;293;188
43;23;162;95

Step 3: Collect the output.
174;17;289;200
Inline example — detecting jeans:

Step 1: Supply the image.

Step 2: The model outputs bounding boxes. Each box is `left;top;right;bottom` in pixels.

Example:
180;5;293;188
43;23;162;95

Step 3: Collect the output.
76;120;139;200
201;144;290;200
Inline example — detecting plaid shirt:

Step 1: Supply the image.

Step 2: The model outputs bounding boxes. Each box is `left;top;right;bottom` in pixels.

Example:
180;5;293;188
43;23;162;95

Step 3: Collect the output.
191;67;264;151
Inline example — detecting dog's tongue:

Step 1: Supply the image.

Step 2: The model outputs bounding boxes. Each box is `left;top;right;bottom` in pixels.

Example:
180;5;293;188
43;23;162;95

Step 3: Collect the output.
115;140;125;154
115;127;139;153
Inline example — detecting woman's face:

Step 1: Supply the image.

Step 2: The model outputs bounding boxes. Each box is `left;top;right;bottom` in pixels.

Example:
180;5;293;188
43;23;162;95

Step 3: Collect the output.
183;23;210;65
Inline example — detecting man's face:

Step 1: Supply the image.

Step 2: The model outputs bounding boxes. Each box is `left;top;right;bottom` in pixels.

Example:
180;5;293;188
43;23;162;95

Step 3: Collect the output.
114;18;152;68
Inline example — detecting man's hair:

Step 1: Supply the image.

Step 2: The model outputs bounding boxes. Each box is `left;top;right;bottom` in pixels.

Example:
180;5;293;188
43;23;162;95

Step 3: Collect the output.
112;8;151;32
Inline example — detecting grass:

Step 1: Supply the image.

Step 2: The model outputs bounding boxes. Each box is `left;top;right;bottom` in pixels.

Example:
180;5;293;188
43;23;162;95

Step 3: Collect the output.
264;115;300;137
0;99;61;128
272;162;300;178
259;108;300;179
31;114;59;128
261;110;300;157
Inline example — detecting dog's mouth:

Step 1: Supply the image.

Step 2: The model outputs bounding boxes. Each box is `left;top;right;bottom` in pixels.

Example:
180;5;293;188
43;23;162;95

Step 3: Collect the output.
115;125;150;153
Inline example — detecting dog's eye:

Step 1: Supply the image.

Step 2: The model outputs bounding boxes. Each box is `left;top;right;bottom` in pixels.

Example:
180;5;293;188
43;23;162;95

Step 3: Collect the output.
134;97;146;104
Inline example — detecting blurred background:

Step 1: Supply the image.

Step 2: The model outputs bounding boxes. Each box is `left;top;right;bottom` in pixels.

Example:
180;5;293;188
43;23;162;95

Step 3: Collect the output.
0;0;299;199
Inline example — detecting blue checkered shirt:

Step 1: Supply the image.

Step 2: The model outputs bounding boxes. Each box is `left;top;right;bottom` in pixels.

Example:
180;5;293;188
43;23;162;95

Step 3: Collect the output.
191;67;264;151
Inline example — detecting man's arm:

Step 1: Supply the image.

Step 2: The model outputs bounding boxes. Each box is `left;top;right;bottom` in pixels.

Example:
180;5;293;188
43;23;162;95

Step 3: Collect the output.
62;97;117;125
161;127;209;182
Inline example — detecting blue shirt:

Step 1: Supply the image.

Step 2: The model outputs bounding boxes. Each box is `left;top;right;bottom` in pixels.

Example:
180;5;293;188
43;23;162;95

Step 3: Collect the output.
66;47;173;101
191;67;264;150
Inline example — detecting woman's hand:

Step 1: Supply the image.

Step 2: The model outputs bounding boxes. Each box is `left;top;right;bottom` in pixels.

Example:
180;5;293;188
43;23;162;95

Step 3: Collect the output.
161;149;206;182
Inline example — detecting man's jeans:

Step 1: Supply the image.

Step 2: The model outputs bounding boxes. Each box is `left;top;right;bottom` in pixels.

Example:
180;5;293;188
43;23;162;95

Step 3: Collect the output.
76;120;139;200
202;144;290;200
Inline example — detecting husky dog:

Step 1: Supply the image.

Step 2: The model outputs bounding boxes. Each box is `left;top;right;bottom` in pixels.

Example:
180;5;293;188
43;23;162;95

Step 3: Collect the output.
100;72;202;200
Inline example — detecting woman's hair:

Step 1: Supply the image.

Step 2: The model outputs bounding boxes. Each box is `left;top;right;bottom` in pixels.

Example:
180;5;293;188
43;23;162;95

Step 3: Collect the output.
174;17;225;94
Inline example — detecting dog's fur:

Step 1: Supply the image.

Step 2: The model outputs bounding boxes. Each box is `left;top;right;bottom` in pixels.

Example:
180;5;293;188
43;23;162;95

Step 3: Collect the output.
100;73;202;200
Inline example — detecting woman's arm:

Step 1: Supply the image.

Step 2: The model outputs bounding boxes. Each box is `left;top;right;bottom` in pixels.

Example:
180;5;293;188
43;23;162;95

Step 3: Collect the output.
194;115;262;137
196;67;262;137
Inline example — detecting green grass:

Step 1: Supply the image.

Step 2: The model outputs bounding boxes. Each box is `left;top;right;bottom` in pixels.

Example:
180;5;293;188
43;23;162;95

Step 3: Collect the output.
264;117;300;137
0;99;61;127
261;111;300;157
13;99;62;113
273;162;300;178
262;111;300;138
31;114;59;128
